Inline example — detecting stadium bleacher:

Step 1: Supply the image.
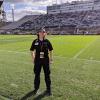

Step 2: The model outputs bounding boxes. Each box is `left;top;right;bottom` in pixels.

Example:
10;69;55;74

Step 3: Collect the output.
1;10;100;34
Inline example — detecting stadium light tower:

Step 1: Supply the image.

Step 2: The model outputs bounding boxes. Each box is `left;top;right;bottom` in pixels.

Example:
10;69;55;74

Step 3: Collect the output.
0;0;3;7
11;4;15;22
0;0;3;20
60;0;63;4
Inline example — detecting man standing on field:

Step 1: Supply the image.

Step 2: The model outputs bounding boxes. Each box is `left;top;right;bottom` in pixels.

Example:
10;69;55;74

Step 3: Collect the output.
30;28;53;96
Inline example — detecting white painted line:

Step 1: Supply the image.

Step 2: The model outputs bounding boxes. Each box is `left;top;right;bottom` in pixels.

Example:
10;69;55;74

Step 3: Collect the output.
0;49;100;63
0;50;29;54
77;58;100;63
73;39;97;59
0;58;32;65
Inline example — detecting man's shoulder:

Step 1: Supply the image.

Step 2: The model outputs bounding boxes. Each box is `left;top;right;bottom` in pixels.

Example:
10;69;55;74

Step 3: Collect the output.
44;39;50;42
33;39;38;42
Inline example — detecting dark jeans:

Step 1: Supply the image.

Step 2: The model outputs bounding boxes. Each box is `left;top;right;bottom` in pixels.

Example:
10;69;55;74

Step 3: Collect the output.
34;58;51;91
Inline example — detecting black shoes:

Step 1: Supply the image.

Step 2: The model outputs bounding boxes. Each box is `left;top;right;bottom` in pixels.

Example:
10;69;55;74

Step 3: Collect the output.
21;89;52;100
20;89;38;100
44;90;52;96
33;89;38;95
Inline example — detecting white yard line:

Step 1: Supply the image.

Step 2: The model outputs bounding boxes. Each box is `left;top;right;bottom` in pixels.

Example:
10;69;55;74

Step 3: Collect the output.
0;49;100;63
55;56;100;63
0;49;69;59
73;39;97;59
76;58;100;63
0;50;29;54
0;58;32;65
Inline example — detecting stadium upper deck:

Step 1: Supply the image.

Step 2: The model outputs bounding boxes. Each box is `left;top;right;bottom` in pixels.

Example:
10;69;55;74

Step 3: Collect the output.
47;0;100;14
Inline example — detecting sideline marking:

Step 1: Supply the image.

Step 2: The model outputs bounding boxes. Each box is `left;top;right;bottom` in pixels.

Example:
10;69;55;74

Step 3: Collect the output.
73;39;97;59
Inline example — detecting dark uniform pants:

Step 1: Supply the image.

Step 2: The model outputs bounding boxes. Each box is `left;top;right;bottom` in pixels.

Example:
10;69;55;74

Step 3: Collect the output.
34;58;51;91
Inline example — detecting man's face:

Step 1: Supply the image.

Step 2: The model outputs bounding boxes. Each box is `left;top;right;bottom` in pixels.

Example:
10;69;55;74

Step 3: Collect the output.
38;31;46;37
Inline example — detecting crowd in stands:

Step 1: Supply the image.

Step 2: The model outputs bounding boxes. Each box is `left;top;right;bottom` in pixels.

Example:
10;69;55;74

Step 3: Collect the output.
1;10;100;34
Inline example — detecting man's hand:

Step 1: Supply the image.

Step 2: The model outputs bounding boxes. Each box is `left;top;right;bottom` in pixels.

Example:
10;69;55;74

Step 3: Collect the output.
49;58;53;64
32;57;35;64
30;51;35;64
49;51;53;64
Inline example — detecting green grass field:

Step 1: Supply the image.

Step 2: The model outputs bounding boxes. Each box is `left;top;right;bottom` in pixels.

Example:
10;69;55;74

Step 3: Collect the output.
0;35;100;100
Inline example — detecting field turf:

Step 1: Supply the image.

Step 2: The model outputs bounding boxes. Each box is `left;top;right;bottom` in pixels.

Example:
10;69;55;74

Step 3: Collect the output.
0;35;100;100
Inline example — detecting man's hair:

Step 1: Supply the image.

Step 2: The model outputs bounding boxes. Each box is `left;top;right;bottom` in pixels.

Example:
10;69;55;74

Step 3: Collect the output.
36;27;46;39
37;27;46;33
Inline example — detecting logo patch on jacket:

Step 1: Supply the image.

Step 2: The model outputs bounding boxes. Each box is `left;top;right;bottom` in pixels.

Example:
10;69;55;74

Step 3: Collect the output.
35;42;39;45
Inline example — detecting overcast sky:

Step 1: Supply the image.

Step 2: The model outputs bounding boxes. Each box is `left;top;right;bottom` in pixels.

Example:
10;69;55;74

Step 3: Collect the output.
3;0;86;21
